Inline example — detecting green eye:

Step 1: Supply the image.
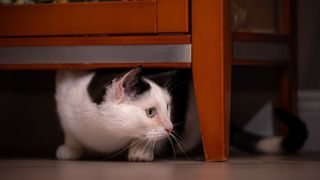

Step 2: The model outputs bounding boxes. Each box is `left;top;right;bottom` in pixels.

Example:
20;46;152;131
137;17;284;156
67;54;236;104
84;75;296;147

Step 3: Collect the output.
146;107;156;118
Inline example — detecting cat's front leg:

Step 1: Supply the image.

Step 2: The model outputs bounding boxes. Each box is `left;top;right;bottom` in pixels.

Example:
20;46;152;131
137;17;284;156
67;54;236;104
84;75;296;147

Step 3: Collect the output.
56;133;83;160
128;141;154;162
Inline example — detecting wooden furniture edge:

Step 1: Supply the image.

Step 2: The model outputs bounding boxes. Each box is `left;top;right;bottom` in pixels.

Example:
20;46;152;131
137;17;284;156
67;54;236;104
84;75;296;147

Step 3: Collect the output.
0;35;191;47
0;62;191;70
192;0;231;161
279;0;297;113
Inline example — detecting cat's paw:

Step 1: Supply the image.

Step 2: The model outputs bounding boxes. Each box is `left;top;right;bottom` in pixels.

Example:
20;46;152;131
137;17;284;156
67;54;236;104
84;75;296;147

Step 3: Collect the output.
56;144;82;160
128;145;154;162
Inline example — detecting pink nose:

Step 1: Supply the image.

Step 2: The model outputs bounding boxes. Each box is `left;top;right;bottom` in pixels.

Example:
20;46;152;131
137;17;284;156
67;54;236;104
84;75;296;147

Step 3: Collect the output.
162;119;173;134
165;127;173;134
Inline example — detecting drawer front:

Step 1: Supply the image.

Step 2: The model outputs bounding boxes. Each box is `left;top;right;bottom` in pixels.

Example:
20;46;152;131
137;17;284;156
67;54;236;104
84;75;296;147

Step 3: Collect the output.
0;1;157;36
157;0;189;33
0;0;189;37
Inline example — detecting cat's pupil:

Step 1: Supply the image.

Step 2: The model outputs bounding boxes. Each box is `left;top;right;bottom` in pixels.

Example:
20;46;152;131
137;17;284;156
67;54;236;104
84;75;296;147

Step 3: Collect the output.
146;107;156;118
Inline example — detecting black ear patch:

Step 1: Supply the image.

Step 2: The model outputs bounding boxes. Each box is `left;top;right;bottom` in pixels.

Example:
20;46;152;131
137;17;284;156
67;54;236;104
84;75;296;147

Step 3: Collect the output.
87;70;120;105
121;67;151;99
87;67;151;105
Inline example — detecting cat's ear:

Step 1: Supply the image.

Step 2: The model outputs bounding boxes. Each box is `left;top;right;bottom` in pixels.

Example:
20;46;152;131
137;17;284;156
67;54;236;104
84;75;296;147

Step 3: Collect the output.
115;67;150;103
147;70;177;89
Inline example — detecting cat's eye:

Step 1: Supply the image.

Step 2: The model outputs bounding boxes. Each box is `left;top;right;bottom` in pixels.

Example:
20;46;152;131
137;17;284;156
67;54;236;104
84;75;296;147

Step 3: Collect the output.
146;107;156;118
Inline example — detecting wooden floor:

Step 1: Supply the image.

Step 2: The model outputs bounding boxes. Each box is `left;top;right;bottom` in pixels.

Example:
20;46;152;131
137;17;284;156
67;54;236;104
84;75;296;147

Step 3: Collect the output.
0;154;319;180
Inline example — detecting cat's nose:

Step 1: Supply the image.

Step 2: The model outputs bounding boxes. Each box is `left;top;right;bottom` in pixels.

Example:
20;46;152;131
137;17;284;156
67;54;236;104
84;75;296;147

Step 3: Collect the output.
162;119;173;134
165;127;173;134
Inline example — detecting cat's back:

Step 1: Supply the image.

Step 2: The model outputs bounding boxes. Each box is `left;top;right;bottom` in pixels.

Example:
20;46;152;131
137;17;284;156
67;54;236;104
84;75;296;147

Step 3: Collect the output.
56;70;93;94
55;70;94;108
56;70;93;88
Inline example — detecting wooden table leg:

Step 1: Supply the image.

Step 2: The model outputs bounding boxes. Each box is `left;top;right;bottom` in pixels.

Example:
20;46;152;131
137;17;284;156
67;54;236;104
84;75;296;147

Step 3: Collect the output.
191;0;231;161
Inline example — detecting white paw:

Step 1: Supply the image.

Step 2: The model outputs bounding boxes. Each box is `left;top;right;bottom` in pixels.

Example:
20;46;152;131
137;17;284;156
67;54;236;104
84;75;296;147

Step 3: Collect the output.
56;144;82;160
128;146;154;162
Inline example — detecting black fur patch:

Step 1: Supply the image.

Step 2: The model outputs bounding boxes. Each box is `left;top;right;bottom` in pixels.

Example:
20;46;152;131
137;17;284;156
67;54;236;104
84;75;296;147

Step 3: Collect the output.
122;67;151;99
87;70;120;105
275;108;308;153
125;79;151;99
230;108;308;154
87;68;151;105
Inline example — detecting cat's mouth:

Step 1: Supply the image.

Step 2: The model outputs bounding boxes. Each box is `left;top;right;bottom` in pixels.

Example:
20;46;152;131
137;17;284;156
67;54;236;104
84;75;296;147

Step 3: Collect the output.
147;133;169;141
143;129;171;142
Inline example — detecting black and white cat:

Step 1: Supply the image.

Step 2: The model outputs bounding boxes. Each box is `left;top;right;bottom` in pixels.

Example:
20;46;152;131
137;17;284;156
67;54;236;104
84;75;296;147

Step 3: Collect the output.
55;67;308;162
55;67;179;161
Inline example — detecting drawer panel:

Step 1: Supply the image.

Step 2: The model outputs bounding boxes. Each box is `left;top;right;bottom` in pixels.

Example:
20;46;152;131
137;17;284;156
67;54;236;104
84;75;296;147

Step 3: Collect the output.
157;0;189;33
0;1;157;36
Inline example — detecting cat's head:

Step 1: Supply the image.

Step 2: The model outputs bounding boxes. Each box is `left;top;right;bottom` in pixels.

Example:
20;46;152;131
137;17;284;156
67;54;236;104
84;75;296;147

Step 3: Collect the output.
99;67;175;142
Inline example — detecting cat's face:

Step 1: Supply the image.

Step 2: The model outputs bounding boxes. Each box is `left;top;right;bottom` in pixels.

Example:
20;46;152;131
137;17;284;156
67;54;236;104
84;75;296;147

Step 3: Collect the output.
129;79;173;140
100;67;174;142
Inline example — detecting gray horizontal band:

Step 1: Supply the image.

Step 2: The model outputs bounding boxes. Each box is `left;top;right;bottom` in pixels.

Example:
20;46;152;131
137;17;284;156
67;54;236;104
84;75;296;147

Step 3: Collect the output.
0;44;191;64
233;42;289;60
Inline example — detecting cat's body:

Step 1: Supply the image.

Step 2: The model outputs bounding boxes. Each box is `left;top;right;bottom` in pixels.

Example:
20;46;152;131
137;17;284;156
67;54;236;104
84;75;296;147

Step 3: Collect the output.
55;68;308;162
55;68;174;161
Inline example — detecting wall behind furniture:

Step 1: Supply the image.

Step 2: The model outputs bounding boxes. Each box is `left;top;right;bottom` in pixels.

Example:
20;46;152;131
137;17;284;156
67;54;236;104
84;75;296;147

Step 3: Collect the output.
231;0;320;152
297;0;320;151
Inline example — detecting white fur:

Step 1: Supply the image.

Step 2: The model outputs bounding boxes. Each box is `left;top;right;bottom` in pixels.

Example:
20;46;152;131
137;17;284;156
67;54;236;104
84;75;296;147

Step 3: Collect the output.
55;70;173;161
256;136;283;154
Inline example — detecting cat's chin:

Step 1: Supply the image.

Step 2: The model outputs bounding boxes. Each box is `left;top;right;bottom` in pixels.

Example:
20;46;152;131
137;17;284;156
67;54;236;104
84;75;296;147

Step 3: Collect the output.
145;135;169;142
144;129;171;141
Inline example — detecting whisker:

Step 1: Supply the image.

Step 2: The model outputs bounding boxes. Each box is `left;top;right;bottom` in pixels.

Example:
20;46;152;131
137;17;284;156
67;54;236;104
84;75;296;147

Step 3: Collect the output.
152;140;158;157
168;136;177;160
155;140;162;157
170;133;191;160
142;140;152;154
103;138;145;160
150;140;155;153
165;78;178;90
166;78;182;92
168;80;186;93
103;146;128;160
171;131;186;144
171;132;185;149
173;123;183;128
105;134;168;161
152;140;159;157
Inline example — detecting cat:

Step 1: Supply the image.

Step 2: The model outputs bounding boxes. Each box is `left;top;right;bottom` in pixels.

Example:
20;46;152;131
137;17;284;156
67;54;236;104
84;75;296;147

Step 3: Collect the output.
230;107;308;154
55;67;179;161
55;67;308;162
